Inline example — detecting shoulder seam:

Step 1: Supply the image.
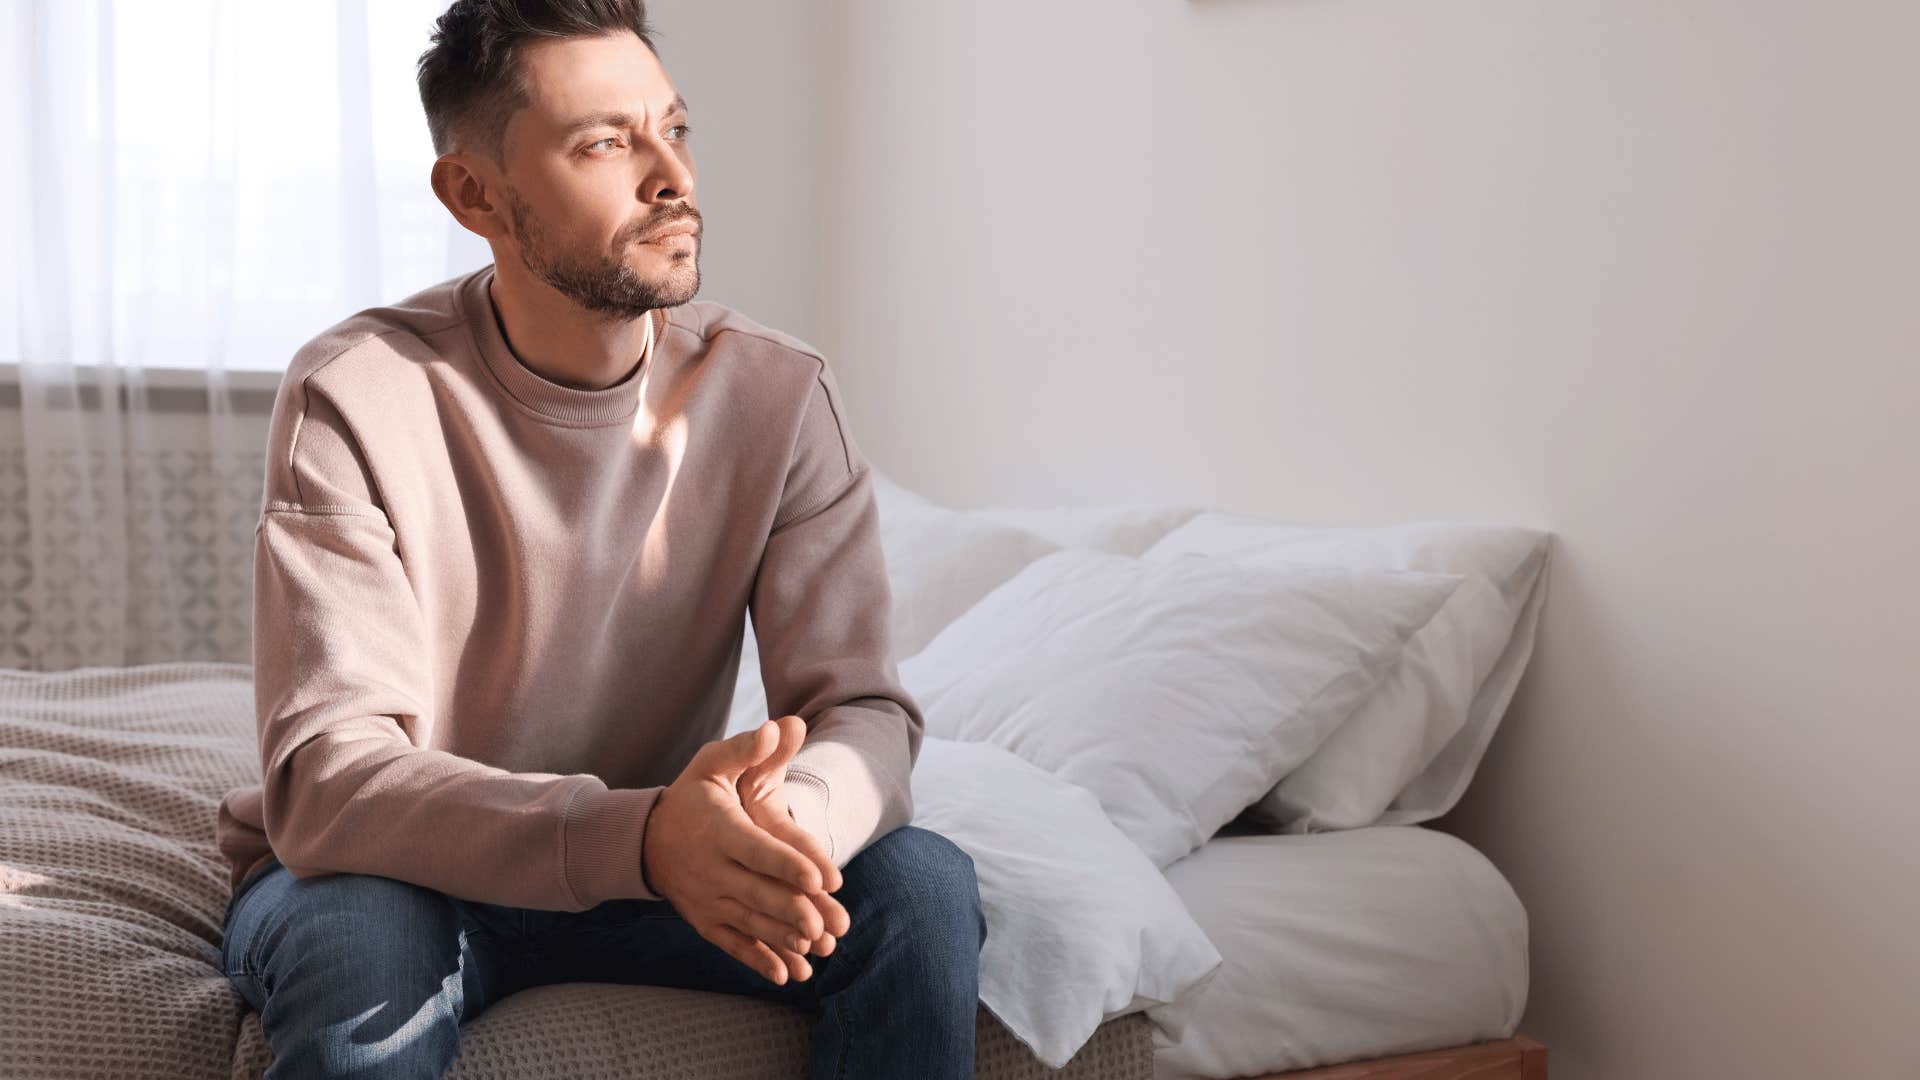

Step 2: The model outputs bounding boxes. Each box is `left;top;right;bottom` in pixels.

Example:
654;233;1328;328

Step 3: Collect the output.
284;321;448;513
768;358;858;533
291;382;313;506
664;303;707;338
770;463;870;536
706;323;827;367
305;320;462;379
812;363;855;477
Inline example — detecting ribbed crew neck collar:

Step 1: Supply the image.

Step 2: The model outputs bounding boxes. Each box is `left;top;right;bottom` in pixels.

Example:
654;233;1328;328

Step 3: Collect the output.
460;264;663;428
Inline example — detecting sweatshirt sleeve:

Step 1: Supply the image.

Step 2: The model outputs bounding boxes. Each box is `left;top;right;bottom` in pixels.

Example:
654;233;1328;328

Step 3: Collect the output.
751;363;925;868
252;380;660;912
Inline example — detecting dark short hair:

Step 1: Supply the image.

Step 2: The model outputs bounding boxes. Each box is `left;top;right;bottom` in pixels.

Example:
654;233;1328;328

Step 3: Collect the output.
416;0;658;161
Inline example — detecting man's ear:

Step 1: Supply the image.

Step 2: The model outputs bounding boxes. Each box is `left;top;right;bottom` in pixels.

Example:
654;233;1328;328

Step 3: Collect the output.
430;153;509;243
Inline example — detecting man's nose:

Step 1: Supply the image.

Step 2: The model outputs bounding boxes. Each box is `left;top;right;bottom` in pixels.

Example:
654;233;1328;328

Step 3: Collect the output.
638;144;693;203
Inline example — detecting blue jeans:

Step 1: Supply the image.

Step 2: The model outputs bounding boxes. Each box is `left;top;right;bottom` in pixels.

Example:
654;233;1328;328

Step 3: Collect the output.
220;824;985;1079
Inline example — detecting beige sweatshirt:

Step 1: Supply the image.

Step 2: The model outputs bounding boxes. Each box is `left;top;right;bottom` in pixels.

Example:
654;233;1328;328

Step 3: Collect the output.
214;264;924;911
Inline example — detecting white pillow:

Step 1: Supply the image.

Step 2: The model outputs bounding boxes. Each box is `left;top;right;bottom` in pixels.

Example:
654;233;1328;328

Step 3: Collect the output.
899;548;1461;867
912;737;1222;1068
1149;826;1528;1077
870;470;1202;557
873;493;1064;662
1385;545;1549;824
968;503;1206;557
1143;516;1552;831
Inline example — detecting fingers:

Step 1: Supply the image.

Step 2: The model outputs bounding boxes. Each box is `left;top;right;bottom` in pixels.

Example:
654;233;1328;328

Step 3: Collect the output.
716;896;819;958
717;860;826;941
751;799;845;895
772;940;813;983
720;807;823;894
733;801;850;938
723;892;816;982
808;889;850;939
704;907;818;985
716;900;836;962
736;715;807;804
705;920;790;986
719;858;848;948
701;720;779;781
719;809;850;939
772;713;806;763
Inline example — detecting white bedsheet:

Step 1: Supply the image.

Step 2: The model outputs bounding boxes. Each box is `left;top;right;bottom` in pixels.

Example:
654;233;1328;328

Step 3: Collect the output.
1150;824;1529;1078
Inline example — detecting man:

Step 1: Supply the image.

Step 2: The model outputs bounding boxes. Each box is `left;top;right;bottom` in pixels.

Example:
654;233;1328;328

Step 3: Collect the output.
213;1;984;1076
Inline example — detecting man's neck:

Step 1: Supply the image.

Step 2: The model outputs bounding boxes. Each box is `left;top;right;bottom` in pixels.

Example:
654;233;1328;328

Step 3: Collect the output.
487;262;655;392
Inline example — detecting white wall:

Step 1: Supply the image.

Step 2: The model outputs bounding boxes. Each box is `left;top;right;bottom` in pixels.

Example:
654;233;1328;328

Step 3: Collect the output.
643;0;832;344
652;2;1920;1077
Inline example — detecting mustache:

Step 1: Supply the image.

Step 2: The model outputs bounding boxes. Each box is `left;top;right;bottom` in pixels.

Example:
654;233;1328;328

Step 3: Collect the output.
625;206;701;243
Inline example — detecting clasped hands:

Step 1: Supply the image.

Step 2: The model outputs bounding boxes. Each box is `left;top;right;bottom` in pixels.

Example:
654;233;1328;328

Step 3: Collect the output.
641;714;850;986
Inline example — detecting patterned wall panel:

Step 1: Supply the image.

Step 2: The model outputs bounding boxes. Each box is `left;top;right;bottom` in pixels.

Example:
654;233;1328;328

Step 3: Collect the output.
0;398;271;671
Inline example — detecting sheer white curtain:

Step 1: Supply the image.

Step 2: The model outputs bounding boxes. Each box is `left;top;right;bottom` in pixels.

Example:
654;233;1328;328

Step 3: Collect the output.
1;0;489;670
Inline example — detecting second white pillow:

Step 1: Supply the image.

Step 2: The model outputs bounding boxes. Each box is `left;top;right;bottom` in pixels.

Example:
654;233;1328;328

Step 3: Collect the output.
1143;515;1552;831
913;737;1222;1068
899;548;1461;868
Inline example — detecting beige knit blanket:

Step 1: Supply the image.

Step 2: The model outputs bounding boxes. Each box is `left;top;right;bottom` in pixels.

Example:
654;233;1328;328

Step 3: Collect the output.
0;662;1148;1079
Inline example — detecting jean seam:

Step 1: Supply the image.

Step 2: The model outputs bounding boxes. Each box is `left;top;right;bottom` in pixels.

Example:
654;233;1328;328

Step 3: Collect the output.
834;994;853;1080
221;902;253;982
454;926;478;1013
224;966;263;1016
828;918;872;1080
220;932;247;981
222;872;268;981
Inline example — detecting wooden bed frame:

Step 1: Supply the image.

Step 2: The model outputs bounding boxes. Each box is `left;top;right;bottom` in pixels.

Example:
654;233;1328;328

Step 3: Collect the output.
1256;1035;1547;1080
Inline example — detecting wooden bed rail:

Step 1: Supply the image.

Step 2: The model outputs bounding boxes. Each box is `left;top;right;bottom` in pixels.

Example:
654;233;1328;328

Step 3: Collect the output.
1251;1034;1547;1080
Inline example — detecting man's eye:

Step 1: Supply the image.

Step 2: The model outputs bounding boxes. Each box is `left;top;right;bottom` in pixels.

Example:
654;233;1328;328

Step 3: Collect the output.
586;137;620;152
670;123;693;140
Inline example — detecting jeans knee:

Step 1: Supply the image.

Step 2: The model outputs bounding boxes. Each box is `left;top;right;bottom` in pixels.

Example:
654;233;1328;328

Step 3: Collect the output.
887;825;976;885
869;826;985;955
237;867;468;992
231;869;475;1077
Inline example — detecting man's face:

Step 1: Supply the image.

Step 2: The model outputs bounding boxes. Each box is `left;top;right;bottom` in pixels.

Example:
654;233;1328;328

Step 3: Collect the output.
495;31;700;318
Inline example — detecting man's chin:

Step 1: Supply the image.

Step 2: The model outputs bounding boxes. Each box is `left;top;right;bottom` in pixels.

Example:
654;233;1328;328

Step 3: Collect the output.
627;251;699;298
644;267;701;308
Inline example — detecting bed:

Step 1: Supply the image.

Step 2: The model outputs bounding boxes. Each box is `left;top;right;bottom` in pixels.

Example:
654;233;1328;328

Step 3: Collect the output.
0;661;1545;1079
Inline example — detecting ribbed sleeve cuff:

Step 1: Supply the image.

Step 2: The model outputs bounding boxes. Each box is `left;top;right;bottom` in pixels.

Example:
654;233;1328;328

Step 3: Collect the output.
561;781;664;909
783;770;834;863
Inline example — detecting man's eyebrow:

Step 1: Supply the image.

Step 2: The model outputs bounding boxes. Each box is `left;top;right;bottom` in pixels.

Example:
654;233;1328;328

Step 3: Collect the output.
559;96;689;138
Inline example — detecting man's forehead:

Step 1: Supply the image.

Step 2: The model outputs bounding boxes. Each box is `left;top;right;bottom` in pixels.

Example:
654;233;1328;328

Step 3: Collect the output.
516;32;676;127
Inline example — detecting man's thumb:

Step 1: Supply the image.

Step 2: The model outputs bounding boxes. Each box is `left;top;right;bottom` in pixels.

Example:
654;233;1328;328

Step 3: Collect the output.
705;719;778;778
